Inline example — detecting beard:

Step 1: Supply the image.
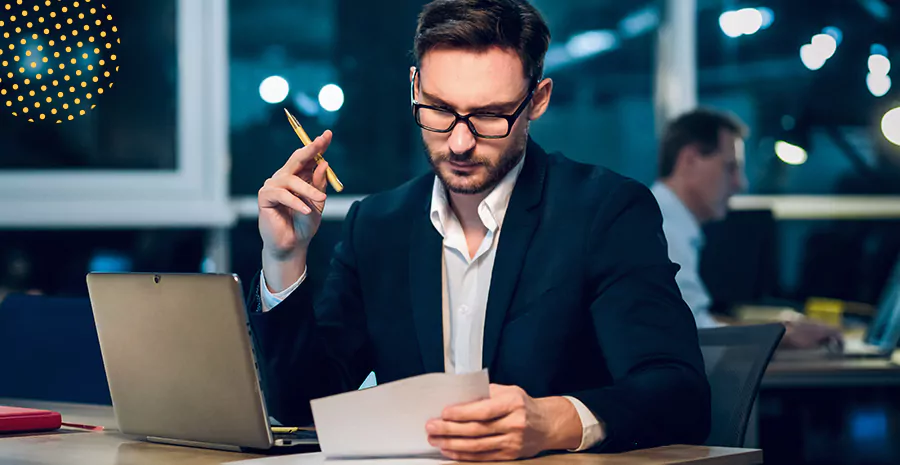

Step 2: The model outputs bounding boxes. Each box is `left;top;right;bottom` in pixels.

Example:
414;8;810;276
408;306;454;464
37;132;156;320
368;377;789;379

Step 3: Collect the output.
424;133;527;195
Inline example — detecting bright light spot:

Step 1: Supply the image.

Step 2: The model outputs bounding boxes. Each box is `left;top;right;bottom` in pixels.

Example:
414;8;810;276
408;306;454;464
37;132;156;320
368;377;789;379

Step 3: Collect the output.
867;73;891;97
318;83;344;112
868;54;891;76
758;7;775;29
718;11;743;38
882;107;900;146
565;30;618;58
720;8;767;37
811;33;838;60
259;75;289;104
738;8;764;35
871;43;888;57
822;26;843;46
800;44;827;70
775;141;808;165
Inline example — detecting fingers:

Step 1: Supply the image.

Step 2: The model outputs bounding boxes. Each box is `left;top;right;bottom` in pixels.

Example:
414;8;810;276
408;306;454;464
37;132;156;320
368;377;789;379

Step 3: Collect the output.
258;186;313;215
426;419;498;438
277;130;333;176
280;174;327;204
441;385;523;422
429;433;511;454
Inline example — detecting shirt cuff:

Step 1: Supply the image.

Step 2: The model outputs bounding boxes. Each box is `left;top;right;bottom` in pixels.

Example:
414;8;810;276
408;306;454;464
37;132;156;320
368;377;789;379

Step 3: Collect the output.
259;267;307;312
562;396;606;452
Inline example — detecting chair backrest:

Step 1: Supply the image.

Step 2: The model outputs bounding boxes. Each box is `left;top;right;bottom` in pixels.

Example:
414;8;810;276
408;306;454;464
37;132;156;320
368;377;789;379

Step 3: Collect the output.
698;323;785;447
0;293;111;404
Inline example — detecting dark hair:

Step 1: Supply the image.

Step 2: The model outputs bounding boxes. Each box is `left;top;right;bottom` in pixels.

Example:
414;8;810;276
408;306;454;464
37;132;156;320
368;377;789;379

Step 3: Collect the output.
658;108;749;178
414;0;551;83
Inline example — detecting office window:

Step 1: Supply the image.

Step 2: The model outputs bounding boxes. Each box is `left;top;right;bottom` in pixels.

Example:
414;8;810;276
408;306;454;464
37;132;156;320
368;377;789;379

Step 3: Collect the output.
0;0;231;228
0;1;177;171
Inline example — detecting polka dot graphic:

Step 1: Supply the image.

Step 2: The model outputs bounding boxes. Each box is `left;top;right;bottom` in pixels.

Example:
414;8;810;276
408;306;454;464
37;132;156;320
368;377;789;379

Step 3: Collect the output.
0;0;119;123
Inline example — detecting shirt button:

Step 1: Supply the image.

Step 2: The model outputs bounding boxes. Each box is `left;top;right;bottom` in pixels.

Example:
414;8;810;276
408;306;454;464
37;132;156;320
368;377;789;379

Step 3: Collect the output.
459;305;470;315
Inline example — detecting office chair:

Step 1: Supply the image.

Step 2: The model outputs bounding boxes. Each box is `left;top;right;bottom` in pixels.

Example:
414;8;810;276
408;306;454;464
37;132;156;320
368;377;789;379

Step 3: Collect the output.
698;323;785;447
0;293;111;404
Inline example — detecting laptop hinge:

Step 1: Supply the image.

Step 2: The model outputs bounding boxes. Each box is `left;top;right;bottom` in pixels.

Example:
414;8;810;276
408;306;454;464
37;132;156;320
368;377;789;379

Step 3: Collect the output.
146;436;244;452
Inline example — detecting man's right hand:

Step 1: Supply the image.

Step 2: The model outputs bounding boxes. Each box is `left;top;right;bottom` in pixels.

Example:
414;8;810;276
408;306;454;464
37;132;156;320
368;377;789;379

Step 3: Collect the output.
258;130;333;293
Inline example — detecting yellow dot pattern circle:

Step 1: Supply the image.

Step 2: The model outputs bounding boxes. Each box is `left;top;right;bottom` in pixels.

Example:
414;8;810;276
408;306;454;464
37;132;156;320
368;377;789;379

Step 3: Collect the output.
0;0;119;122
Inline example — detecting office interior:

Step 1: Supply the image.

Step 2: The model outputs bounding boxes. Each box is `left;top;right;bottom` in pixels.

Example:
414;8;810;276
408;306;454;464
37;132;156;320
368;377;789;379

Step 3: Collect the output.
1;0;899;464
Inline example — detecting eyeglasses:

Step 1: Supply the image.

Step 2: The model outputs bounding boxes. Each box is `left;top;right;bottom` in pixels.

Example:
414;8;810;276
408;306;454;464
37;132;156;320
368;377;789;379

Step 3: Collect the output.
409;68;537;139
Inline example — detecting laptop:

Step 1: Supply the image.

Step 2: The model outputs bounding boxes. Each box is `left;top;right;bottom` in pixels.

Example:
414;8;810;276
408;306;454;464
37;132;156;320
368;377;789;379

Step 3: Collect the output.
85;272;317;452
842;256;900;358
775;256;900;360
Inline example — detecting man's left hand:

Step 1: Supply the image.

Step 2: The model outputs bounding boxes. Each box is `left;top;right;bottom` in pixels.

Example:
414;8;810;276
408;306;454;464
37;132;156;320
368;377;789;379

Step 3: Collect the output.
425;384;583;462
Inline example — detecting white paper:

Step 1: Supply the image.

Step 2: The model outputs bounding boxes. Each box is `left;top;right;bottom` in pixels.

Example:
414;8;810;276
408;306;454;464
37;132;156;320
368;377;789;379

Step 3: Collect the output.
231;452;452;465
311;369;489;459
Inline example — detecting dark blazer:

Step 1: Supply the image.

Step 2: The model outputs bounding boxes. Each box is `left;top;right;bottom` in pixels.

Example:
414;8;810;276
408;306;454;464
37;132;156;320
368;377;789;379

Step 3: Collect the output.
247;139;711;452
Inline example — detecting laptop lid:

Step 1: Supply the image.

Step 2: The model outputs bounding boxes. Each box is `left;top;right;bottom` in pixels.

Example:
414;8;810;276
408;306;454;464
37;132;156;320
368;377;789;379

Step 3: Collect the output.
865;256;900;353
85;272;273;450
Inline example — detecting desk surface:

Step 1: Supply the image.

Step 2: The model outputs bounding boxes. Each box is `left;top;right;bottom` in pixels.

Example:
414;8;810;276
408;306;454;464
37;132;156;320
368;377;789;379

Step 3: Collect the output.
763;350;900;388
0;399;762;465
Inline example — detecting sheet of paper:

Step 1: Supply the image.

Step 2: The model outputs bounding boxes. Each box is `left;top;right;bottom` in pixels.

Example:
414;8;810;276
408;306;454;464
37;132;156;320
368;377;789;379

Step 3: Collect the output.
231;452;452;465
312;369;489;459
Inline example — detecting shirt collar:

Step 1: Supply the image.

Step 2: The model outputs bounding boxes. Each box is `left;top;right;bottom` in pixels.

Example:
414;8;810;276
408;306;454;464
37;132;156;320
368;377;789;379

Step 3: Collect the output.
650;180;704;247
430;152;526;238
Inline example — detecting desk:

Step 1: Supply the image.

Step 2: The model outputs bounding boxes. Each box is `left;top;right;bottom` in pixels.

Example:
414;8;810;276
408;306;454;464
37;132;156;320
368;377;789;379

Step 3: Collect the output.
754;353;900;464
763;351;900;388
0;399;762;465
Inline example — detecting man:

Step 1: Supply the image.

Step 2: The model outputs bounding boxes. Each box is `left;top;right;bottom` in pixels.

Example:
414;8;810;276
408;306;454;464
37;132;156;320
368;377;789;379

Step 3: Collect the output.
251;0;710;460
651;108;841;347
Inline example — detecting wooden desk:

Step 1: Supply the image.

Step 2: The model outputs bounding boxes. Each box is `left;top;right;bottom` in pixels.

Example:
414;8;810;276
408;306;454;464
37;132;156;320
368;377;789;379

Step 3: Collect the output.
0;399;762;465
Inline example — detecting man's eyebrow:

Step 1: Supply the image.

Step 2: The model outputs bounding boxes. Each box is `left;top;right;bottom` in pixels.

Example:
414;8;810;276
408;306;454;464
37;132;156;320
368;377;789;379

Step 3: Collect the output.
420;89;521;114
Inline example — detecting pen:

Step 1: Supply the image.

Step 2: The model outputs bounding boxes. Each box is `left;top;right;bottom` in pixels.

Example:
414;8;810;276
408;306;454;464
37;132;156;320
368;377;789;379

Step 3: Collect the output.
271;426;315;433
62;421;105;431
283;108;344;192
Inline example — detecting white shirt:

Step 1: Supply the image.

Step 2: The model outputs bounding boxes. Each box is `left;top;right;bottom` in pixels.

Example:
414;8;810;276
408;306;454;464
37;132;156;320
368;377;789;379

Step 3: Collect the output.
650;181;721;328
260;154;604;451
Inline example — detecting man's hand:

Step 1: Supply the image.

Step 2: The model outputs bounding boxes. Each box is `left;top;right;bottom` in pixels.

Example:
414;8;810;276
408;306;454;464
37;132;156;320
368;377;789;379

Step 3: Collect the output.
425;384;583;462
781;320;844;350
258;130;332;292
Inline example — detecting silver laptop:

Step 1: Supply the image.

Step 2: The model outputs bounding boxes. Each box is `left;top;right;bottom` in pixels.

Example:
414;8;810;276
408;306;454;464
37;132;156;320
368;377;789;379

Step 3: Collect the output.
85;272;317;452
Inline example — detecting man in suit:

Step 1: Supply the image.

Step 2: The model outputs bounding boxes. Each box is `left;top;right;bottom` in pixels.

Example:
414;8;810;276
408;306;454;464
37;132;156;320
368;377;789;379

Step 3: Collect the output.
251;0;710;460
651;108;841;348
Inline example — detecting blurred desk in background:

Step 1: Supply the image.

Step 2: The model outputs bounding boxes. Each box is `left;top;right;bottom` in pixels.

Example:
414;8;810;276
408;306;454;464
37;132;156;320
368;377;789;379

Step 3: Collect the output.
764;350;900;388
0;399;763;465
755;352;900;464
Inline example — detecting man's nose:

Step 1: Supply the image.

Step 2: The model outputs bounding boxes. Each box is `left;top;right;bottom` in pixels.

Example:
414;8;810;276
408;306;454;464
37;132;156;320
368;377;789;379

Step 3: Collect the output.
448;120;476;155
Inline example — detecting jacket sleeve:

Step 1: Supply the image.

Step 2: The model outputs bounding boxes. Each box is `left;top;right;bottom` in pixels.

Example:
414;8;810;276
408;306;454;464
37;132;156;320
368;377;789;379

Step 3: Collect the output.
567;179;711;452
247;201;374;425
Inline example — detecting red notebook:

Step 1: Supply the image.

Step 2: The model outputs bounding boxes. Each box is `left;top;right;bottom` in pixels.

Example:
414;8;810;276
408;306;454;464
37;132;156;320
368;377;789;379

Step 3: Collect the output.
0;406;62;433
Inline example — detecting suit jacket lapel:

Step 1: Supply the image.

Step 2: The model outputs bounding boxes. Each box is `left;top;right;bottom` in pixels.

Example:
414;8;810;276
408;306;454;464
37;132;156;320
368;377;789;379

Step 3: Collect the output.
482;138;548;371
409;189;445;374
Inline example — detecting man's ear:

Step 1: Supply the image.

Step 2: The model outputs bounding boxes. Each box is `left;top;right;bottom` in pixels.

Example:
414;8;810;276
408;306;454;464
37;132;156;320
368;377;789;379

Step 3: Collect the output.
528;78;553;121
677;144;704;173
409;66;416;83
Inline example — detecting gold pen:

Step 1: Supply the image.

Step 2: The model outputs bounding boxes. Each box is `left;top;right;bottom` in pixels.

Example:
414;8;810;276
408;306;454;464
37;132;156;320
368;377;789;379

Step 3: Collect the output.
283;108;344;192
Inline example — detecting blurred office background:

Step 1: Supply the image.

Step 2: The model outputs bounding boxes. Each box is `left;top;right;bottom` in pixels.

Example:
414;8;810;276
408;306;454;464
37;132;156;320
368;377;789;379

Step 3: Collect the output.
1;0;900;463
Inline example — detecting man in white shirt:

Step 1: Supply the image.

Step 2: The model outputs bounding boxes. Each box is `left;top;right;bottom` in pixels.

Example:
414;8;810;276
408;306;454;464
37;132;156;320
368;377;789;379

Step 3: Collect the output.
651;108;841;347
251;0;711;460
